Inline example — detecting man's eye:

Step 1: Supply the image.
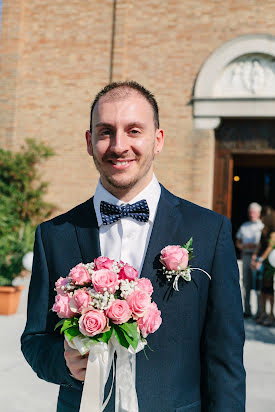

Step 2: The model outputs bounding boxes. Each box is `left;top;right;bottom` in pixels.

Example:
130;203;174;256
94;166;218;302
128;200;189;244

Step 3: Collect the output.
100;130;111;136
129;129;140;135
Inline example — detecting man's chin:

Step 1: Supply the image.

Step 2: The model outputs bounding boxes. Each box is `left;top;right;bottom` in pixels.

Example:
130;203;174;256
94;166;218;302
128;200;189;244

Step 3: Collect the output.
105;177;137;191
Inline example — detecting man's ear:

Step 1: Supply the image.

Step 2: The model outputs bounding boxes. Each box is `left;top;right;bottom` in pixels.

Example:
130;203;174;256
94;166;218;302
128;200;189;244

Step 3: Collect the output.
154;129;164;155
85;130;93;156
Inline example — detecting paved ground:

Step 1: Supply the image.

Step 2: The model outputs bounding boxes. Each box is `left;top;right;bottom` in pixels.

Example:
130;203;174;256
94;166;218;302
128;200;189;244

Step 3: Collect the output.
1;271;275;412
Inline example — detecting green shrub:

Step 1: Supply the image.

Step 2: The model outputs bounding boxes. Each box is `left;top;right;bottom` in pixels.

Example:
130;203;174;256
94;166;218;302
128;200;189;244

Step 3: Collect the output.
0;139;55;285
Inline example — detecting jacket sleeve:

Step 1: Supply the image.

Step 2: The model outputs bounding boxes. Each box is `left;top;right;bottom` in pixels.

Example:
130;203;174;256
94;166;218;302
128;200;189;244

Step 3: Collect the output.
200;216;246;411
20;224;82;391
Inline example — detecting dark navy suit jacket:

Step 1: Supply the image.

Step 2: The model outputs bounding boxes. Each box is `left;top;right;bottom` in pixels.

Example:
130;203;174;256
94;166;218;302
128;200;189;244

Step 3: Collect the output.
21;186;246;412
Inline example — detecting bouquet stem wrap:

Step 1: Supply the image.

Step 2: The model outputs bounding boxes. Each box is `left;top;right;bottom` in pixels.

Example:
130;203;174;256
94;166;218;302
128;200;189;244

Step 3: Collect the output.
66;335;144;412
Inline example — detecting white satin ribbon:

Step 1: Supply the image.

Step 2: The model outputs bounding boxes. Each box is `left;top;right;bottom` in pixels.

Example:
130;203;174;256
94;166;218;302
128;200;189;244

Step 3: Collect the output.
173;267;211;291
66;334;145;412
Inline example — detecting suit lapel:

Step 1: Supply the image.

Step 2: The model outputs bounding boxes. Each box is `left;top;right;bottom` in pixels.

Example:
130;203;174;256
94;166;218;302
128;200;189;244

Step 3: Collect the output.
141;186;184;280
74;198;101;263
140;186;204;294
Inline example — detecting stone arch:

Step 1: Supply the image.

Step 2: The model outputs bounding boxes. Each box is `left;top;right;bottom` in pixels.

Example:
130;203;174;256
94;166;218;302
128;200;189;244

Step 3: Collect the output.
193;34;275;129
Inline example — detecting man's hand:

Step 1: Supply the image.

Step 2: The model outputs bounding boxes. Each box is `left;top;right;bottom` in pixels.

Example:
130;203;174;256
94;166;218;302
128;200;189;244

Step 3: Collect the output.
251;257;262;271
64;340;89;381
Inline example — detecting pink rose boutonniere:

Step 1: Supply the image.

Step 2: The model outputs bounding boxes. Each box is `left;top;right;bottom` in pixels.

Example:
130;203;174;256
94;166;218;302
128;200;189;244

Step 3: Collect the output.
160;237;211;291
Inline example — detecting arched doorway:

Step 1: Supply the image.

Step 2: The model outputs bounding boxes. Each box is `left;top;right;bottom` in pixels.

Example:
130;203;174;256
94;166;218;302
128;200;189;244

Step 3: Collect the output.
214;118;275;238
192;34;275;229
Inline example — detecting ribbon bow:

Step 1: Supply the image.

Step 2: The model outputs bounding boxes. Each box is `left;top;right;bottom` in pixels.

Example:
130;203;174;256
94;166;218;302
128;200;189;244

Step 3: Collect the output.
100;200;149;225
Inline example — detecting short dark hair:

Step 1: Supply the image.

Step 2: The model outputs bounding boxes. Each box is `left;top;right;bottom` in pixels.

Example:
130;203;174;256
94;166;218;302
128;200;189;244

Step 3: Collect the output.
89;81;159;130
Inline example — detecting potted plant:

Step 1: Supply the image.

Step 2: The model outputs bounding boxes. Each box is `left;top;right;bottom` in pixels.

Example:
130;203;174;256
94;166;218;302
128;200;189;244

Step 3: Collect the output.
0;139;55;315
0;221;34;314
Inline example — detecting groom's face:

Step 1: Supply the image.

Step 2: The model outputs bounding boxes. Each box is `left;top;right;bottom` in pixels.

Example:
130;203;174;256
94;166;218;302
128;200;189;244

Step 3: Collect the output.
86;90;164;199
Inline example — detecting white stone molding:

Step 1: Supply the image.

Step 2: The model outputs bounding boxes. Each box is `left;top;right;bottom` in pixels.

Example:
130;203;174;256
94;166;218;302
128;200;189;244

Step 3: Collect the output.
193;34;275;129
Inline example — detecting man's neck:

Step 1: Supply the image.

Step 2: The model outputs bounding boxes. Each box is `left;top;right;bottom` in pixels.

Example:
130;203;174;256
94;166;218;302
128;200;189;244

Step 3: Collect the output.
100;177;155;203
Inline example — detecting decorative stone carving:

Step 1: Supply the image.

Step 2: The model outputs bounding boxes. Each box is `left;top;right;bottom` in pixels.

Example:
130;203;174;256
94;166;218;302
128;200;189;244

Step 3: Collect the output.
193;35;275;129
214;54;275;96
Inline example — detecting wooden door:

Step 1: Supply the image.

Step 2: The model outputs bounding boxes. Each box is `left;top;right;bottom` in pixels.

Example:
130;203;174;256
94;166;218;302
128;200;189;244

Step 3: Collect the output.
213;144;233;218
213;118;275;218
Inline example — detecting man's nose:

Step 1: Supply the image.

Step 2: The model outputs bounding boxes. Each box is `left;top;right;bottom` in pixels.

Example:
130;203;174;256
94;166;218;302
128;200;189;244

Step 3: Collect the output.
110;130;128;154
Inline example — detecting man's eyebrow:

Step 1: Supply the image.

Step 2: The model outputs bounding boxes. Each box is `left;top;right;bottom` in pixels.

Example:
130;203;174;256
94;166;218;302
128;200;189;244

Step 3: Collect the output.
126;121;146;129
95;121;146;129
95;122;114;128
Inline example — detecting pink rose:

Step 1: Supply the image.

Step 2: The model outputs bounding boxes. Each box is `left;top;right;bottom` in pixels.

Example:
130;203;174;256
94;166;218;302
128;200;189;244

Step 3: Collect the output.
136;278;153;296
79;309;107;337
137;302;162;338
105;299;132;324
119;264;138;281
53;294;74;318
70;289;91;313
92;269;119;293
160;245;189;271
126;290;151;318
55;277;69;295
94;256;114;270
69;263;91;285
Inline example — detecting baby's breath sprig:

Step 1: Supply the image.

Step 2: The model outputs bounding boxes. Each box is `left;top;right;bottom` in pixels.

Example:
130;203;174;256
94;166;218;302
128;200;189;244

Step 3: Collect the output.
89;290;115;310
119;279;138;299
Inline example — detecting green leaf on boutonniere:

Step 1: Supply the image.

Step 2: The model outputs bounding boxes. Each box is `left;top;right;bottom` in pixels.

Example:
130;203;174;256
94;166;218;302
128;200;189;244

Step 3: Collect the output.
64;326;81;341
92;328;113;344
183;237;194;261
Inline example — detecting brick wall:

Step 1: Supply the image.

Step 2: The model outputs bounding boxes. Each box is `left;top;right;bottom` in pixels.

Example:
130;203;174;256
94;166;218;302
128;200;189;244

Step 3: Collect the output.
1;0;275;216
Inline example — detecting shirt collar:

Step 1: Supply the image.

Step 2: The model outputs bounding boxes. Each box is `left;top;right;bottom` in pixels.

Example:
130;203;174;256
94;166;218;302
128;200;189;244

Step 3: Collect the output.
93;174;161;227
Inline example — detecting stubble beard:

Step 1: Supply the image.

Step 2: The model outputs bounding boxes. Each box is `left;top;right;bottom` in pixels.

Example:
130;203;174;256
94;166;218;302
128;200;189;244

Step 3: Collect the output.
92;150;155;193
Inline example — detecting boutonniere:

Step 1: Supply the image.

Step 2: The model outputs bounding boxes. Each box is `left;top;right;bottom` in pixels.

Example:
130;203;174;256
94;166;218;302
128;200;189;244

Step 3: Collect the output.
160;238;211;291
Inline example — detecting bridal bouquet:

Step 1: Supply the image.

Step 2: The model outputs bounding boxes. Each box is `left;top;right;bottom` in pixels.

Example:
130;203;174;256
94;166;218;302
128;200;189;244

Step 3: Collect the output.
52;257;162;412
53;257;162;348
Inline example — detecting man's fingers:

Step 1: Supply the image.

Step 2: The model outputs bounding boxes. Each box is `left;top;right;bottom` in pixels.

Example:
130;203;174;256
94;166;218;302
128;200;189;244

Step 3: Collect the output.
64;340;80;359
64;338;89;381
75;368;87;381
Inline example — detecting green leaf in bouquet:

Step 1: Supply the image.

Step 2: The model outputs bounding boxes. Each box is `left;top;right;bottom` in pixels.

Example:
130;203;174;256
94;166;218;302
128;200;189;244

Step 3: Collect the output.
116;321;139;350
114;290;121;299
113;325;130;349
64;326;81;341
120;321;139;339
60;317;79;333
92;328;113;344
54;319;65;331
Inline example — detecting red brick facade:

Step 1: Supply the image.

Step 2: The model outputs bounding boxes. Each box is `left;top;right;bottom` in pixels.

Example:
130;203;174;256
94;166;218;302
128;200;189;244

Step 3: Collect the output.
1;1;275;215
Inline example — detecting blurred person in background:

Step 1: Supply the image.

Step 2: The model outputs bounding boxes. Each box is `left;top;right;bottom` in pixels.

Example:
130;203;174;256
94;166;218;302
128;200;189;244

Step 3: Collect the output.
236;202;264;318
251;206;275;326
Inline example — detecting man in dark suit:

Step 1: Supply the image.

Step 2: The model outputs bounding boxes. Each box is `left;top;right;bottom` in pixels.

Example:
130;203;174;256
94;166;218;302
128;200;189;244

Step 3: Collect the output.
21;81;245;412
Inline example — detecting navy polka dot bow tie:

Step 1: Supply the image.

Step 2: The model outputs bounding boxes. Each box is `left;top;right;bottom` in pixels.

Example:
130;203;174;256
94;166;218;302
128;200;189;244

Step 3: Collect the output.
100;200;150;225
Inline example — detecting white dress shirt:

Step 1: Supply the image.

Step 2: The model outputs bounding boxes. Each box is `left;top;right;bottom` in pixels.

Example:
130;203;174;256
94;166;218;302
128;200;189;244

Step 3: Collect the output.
236;219;264;253
93;175;161;275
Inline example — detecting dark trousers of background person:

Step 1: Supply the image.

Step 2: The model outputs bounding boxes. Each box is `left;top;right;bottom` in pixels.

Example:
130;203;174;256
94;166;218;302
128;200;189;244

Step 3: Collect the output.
242;252;260;316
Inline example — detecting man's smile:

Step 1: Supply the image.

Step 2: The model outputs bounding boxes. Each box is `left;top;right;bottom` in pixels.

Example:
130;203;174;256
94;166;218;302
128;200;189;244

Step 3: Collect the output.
108;159;136;169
